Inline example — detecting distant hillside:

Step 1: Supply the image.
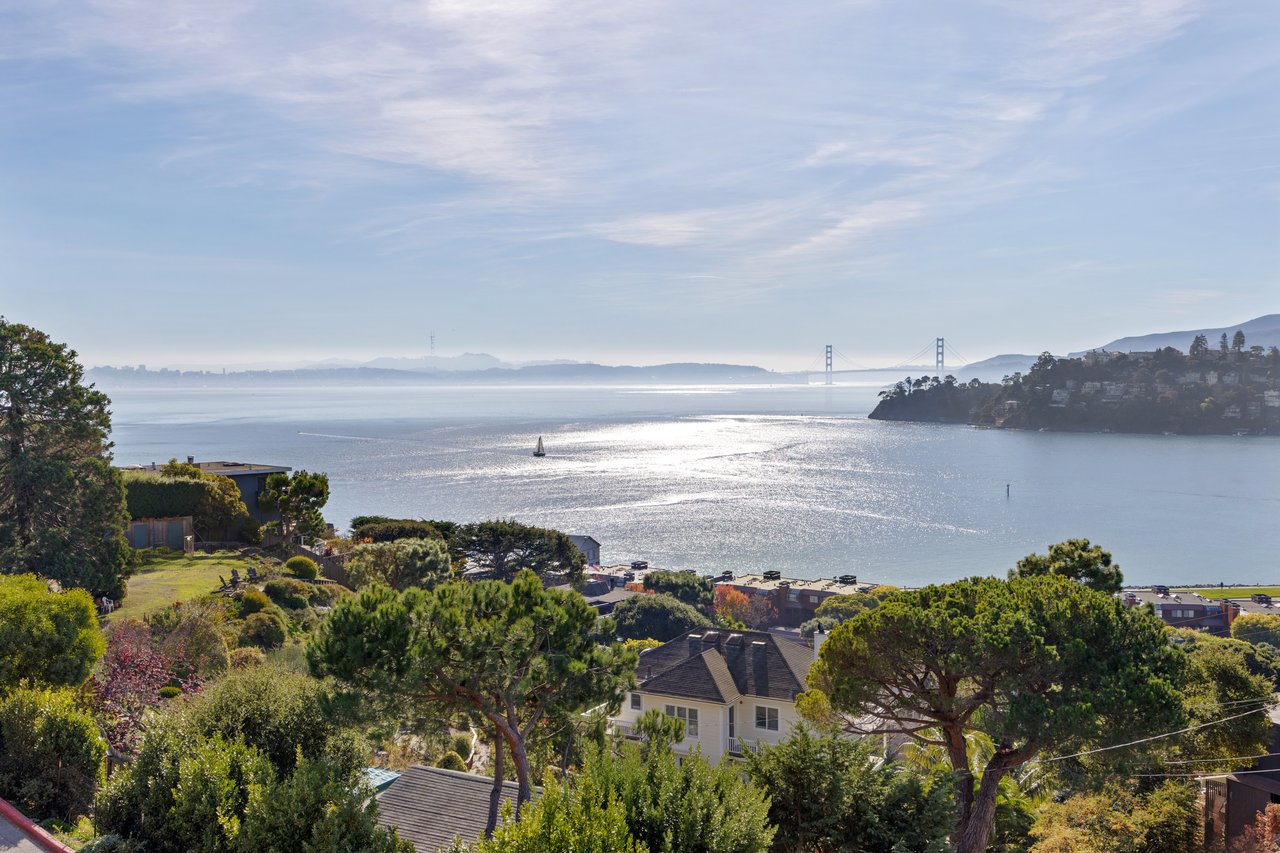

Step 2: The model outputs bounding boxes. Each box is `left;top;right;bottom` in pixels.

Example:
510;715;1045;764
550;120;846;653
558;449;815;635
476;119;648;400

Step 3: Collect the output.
947;354;1039;383
90;361;800;387
1071;314;1280;356
362;352;507;372
871;347;1280;435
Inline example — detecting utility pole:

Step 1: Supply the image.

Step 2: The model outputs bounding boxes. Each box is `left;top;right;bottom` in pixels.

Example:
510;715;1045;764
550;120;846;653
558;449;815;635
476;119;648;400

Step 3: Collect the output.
825;345;833;386
935;337;945;375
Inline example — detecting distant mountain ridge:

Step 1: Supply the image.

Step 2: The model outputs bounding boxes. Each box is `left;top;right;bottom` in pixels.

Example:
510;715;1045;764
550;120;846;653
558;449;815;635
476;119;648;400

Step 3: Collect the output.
1071;314;1280;357
90;361;800;387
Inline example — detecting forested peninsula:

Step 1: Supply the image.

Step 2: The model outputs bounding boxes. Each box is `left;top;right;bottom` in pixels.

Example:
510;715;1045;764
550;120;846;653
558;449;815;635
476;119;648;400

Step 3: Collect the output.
870;334;1280;436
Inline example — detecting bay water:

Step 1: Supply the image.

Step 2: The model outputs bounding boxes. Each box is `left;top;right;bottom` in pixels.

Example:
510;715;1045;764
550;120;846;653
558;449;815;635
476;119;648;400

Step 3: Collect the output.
106;383;1280;587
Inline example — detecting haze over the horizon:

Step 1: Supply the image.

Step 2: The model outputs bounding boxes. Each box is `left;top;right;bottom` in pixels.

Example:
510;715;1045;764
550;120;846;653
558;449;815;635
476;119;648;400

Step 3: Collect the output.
2;1;1276;371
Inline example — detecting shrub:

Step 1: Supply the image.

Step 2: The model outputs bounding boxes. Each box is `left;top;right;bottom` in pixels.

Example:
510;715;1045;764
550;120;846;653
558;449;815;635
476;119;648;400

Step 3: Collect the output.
229;647;266;669
1232;613;1280;648
346;538;452;591
91;620;180;753
264;579;310;610
240;611;287;649
437;751;468;772
451;733;473;761
285;556;319;580
643;570;715;612
121;474;204;520
238;756;414;853
158;686;181;700
184;667;360;775
612;593;713;642
79;835;143;853
582;736;774;853
0;574;105;689
288;609;319;634
94;721;274;851
145;599;231;677
0;687;106;821
238;516;263;545
462;771;641;853
307;583;341;607
238;588;271;616
353;519;442;543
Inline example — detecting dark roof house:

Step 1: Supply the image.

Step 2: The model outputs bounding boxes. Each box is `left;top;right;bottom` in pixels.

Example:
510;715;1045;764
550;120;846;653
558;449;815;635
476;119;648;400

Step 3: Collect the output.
375;766;525;853
635;629;813;703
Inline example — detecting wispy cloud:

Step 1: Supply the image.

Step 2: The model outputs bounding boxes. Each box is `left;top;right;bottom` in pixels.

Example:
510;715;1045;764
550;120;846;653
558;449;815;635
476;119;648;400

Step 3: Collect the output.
2;0;1273;361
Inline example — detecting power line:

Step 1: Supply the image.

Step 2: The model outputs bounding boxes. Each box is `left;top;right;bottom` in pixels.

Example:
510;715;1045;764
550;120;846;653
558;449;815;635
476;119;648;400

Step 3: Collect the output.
1158;751;1280;765
1026;704;1274;767
1130;766;1280;780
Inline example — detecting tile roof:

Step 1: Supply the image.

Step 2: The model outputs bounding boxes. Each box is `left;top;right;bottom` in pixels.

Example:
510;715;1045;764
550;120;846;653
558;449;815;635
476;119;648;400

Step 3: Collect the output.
635;629;812;703
376;766;523;853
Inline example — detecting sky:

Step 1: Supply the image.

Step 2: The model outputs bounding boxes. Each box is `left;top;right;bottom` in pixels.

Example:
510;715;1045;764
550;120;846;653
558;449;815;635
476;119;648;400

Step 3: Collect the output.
0;0;1276;371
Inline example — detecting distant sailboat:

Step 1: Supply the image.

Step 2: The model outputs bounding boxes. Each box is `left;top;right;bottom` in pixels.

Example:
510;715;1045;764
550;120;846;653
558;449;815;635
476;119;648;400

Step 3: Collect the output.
533;436;546;457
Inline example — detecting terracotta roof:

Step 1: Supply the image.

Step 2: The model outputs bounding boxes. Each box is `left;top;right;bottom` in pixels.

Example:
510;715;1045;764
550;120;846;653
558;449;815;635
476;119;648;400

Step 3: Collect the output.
375;766;524;853
635;630;811;703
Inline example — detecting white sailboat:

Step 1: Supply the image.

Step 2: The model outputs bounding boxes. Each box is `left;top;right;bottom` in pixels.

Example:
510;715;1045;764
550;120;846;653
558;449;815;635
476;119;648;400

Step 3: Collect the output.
533;436;546;457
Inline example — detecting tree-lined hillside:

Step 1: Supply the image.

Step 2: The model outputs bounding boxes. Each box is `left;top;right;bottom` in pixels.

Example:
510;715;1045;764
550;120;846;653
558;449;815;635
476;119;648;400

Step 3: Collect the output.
872;333;1280;435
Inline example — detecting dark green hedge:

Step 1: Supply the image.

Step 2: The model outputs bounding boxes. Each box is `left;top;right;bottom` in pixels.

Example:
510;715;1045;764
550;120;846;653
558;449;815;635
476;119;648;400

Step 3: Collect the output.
353;520;443;542
122;475;205;520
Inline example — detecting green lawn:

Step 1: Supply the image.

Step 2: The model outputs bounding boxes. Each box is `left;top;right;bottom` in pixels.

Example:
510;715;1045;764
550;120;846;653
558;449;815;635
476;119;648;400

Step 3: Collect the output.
1172;587;1280;600
109;550;255;621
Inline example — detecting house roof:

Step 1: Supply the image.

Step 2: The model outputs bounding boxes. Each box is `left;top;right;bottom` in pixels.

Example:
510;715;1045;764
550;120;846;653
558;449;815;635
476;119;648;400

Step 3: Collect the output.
550;581;639;609
192;461;292;477
0;797;74;853
635;629;812;704
728;574;873;597
375;766;522;853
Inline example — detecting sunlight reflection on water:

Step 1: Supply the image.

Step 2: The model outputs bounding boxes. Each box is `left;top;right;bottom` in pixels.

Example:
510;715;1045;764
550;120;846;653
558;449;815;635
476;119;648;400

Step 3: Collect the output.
108;384;1280;586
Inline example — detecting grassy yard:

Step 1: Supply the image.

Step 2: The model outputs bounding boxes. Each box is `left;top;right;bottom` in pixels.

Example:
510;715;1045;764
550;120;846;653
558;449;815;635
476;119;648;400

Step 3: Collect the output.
1172;587;1280;599
108;550;256;621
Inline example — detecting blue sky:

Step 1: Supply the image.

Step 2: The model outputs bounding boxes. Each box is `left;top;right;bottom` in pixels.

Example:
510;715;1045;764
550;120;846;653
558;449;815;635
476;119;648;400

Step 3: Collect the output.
1;0;1276;370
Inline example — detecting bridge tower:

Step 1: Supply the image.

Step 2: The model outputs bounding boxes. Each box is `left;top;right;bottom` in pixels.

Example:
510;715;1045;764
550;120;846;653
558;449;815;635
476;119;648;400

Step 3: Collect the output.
825;345;833;386
935;337;944;375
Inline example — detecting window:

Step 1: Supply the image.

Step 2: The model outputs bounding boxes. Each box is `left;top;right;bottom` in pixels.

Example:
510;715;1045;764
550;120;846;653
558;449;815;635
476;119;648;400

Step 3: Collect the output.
728;706;735;739
788;590;799;602
755;706;778;731
630;693;641;711
664;704;699;737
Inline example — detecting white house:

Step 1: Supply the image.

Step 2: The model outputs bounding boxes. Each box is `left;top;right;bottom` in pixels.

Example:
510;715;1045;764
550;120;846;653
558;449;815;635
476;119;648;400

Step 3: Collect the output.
611;629;814;763
569;534;602;567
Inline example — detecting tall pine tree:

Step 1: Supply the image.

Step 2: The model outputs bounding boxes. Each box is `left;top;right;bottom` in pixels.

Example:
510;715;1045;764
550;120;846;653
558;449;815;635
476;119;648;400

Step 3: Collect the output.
0;319;129;597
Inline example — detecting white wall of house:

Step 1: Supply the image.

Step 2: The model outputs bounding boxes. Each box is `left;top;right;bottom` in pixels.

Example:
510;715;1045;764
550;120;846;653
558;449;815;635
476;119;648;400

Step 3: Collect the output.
613;690;803;764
